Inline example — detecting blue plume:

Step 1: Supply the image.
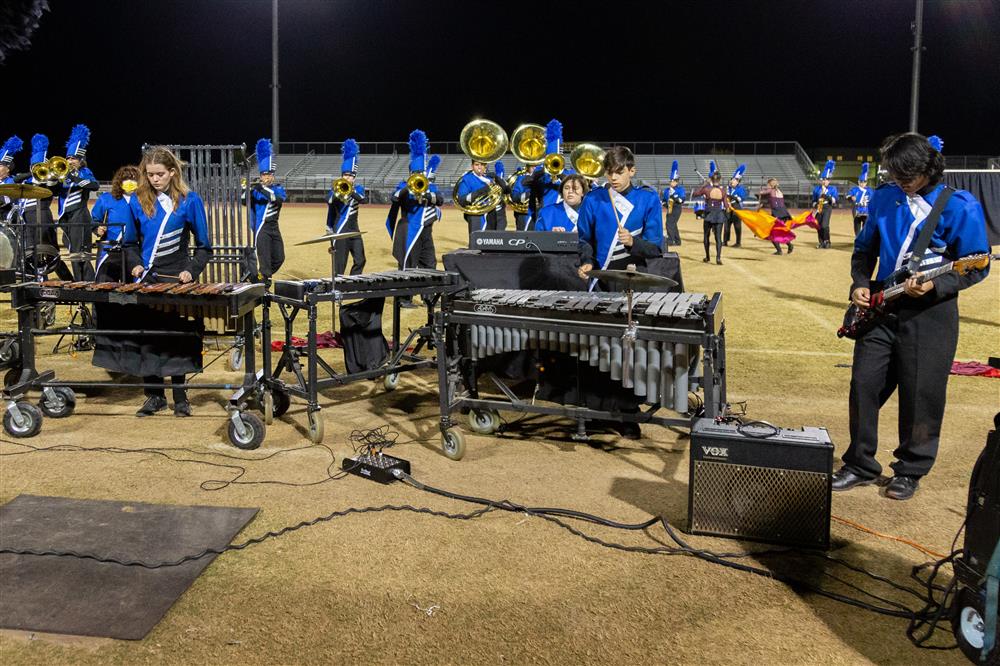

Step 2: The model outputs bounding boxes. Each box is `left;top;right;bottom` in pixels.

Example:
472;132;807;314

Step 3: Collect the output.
31;134;48;154
709;160;716;176
341;138;359;159
927;135;943;152
669;160;679;181
820;159;836;179
732;163;746;180
428;155;441;173
545;119;563;143
408;130;428;157
495;161;505;179
256;138;272;162
859;162;870;182
66;124;90;153
1;135;23;156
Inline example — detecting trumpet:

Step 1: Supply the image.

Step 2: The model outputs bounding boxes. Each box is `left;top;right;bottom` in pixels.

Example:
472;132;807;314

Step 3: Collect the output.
407;172;429;197
544;153;565;180
332;176;353;202
453;118;509;216
570;143;606;180
30;156;70;183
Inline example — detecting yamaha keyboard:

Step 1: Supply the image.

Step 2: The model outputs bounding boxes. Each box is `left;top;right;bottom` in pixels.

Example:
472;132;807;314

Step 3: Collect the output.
470;230;578;254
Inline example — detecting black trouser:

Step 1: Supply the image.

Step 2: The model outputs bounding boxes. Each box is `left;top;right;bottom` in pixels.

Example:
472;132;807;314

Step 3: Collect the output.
816;207;832;244
334;236;366;275
24;205;73;280
703;211;725;261
843;297;959;479
143;374;188;403
771;240;794;253
61;209;95;281
465;210;505;238
723;209;742;245
853;214;867;237
514;212;532;231
664;207;682;245
95;251;127;283
413;226;436;269
254;222;285;278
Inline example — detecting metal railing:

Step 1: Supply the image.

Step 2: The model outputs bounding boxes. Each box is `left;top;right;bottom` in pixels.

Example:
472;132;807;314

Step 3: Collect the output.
277;140;810;157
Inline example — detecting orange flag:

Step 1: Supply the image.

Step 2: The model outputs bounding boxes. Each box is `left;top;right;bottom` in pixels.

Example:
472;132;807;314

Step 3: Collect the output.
731;209;780;240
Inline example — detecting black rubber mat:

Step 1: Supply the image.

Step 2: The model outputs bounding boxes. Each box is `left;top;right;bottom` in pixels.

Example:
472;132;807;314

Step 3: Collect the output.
0;494;257;640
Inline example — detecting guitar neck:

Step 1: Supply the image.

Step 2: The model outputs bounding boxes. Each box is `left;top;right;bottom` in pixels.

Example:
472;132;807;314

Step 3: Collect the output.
881;261;955;300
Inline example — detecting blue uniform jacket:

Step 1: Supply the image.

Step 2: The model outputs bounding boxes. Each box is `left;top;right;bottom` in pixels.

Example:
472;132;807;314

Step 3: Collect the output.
125;191;212;279
812;184;839;207
848;185;871;217
245;183;287;236
577;184;663;273
535;202;579;232
661;184;686;208
90;192;135;268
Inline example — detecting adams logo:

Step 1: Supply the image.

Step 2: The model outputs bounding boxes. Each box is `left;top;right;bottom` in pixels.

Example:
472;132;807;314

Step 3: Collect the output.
701;446;729;458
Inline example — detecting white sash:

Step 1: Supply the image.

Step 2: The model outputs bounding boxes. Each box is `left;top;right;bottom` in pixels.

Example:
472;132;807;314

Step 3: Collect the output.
562;201;579;228
894;194;933;271
138;193;175;281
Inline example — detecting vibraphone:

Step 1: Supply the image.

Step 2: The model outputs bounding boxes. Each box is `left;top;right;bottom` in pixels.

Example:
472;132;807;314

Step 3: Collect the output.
264;268;464;443
435;289;725;459
2;280;267;448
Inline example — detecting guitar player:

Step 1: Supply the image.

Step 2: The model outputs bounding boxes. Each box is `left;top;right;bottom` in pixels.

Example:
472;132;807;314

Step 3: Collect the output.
833;133;991;501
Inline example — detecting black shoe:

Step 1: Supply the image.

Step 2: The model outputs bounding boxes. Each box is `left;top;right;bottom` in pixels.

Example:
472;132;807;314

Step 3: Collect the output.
174;401;192;417
884;475;920;500
612;421;641;440
773;250;783;255
831;466;875;491
136;395;168;417
787;243;794;254
733;243;742;248
716;259;723;265
703;257;710;263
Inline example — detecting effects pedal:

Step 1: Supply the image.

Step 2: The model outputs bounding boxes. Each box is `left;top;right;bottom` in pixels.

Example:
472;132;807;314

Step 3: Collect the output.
342;452;411;484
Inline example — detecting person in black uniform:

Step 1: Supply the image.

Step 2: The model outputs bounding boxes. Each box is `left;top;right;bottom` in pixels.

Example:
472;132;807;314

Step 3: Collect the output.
692;171;730;265
832;133;991;500
57;124;100;281
723;164;747;248
326;138;368;276
15;134;73;280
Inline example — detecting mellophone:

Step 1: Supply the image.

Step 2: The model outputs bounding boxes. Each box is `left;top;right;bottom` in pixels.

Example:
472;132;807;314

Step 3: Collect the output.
435;288;726;459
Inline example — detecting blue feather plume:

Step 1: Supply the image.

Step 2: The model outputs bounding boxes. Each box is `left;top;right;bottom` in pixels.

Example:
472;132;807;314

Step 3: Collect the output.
1;135;23;157
670;160;679;181
341;138;359;159
732;163;746;180
256;138;272;163
859;162;870;182
927;135;943;152
66;124;90;153
495;160;505;179
31;134;48;154
545;119;562;143
709;160;716;176
428;155;441;172
408;130;428;157
821;159;836;179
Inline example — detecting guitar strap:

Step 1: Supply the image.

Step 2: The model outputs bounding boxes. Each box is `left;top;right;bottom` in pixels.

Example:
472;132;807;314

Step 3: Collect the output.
905;187;953;275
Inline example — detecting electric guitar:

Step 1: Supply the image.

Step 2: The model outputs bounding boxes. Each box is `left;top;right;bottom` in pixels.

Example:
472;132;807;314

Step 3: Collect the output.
838;253;993;339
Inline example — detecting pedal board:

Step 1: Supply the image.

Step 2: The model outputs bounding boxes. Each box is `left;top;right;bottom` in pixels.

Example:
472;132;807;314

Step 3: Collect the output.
342;453;411;484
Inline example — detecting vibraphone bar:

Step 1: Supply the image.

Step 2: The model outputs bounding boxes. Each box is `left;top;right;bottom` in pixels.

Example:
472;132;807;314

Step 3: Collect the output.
2;280;267;448
263;268;464;443
435;289;726;460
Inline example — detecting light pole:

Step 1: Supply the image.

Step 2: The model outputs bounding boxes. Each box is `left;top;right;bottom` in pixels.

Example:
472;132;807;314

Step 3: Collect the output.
909;0;924;132
272;0;280;149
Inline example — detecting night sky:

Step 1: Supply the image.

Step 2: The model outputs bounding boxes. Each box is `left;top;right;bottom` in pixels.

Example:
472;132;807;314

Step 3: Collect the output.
3;0;999;175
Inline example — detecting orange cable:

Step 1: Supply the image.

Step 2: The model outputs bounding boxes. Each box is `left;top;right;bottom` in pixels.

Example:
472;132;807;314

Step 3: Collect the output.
831;514;948;559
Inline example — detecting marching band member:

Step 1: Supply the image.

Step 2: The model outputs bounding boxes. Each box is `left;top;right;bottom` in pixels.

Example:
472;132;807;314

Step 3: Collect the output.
57;124;100;281
723;163;747;248
123;146;213;418
660;160;685;246
834;134;990;500
576;146;664;289
243;138;286;281
528;119;573;215
692;170;730;265
535;174;587;232
509;162;535;230
326;138;368;276
387;131;443;280
757;177;794;254
846;162;871;236
16;134;72;280
90;165;139;282
0;135;23;220
812;159;838;248
455;151;508;238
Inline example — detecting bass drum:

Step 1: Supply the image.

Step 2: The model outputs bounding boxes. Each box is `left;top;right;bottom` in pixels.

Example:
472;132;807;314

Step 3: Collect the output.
0;224;16;272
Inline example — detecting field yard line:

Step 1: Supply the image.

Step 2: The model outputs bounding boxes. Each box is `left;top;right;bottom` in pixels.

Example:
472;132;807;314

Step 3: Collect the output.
725;259;839;331
728;347;852;358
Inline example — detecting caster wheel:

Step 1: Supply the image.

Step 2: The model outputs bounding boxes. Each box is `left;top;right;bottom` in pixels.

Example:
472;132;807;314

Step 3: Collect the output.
272;390;290;418
3;402;43;438
227;347;244;372
39;386;76;418
468;408;500;435
227;412;265;450
383;372;400;391
307;411;324;443
4;366;23;388
441;428;466;461
0;340;19;367
262;391;274;425
953;587;999;665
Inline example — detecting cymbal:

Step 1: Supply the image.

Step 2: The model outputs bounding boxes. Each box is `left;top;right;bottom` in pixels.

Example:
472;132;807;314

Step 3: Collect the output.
294;231;365;246
587;266;678;289
0;183;53;200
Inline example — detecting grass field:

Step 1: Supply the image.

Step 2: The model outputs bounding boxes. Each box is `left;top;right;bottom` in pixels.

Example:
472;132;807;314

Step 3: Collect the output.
1;204;997;665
